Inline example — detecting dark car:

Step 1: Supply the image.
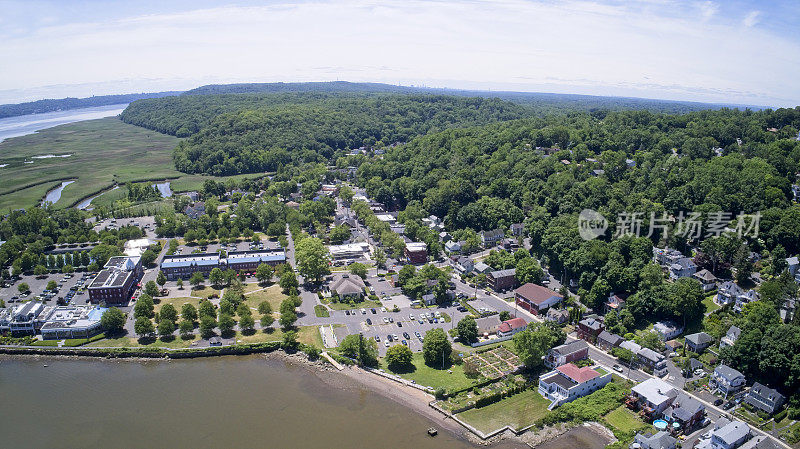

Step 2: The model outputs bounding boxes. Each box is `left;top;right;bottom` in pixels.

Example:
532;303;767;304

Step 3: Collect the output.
397;321;402;327
388;317;394;323
387;334;393;342
366;318;372;325
370;308;377;314
345;310;351;315
713;398;723;406
403;332;410;339
723;401;735;410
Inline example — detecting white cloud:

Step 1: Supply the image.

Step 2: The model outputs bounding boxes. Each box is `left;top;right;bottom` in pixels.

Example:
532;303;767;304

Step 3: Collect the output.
743;10;761;28
698;1;718;21
0;0;797;106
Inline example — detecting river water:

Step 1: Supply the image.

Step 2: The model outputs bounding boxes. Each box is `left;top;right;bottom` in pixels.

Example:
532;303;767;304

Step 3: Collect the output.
42;180;75;205
0;355;506;449
0;103;128;142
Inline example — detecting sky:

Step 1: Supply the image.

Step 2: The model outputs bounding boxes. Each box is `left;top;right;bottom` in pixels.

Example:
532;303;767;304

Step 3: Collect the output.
0;0;798;107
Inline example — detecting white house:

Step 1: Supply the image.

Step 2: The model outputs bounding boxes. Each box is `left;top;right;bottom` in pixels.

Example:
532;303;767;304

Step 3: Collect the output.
712;365;746;397
538;363;612;409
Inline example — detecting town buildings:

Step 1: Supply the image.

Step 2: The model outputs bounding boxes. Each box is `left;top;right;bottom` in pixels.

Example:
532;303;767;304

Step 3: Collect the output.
329;242;371;260
405;242;428;264
497;317;527;337
329;274;366;299
487;268;516;291
744;383;785;415
712;365;746;397
577;317;604;343
597;331;624;351
480;229;504;248
719;326;741;349
514;283;563;315
40;305;107;340
685;332;714;353
538;363;612;409
160;250;286;281
88;256;143;305
694;269;718;292
545;339;589;368
627;378;677;417
630;431;677;449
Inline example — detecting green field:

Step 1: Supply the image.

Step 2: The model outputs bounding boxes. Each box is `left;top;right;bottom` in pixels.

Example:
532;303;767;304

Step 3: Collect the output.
0;117;264;211
457;389;551;433
604;406;648;434
382;352;477;392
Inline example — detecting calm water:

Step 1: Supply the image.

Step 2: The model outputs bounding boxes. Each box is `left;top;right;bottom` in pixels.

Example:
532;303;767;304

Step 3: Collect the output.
42;180;75;205
0;104;128;142
76;185;119;210
155;181;172;197
0;356;496;449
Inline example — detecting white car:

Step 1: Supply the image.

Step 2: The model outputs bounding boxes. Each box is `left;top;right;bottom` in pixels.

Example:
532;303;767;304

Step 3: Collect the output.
380;307;387;313
383;317;389;324
384;340;390;347
361;308;367;314
409;314;415;320
420;313;427;319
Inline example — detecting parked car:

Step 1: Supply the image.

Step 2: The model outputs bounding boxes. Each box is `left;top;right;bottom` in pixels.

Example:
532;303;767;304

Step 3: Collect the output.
613;364;623;372
370;308;377;314
383;317;389;324
374;335;380;342
403;332;410;339
396;322;402;327
366;318;372;325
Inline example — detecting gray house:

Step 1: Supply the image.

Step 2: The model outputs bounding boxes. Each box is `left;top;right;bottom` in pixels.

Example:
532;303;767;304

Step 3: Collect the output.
685;332;714;353
744;383;785;415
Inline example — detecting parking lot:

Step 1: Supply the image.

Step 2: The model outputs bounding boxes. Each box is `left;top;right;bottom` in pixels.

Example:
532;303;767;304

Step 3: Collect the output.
0;271;97;307
93;216;157;239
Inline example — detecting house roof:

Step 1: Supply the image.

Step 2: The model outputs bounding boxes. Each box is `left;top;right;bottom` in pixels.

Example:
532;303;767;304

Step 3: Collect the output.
597;331;623;346
498;317;527;333
694;269;718;282
489;268;516;279
634;431;677;449
330;274;366;296
550;339;588;356
579;317;603;331
718;280;744;296
556;363;600;383
715;364;745;381
669;393;704;422
481;229;504;239
685;332;714;346
514;283;562;305
747;382;785;404
715;420;750;446
726;326;741;340
632;378;676;406
689;358;704;371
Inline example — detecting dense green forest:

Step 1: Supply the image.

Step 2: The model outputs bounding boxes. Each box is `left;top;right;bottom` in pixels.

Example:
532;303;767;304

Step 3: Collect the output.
125;94;529;175
0;91;180;119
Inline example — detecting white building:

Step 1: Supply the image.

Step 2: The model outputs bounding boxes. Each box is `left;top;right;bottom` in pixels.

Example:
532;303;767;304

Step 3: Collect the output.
538;363;612;409
328;242;371;260
40;305;107;340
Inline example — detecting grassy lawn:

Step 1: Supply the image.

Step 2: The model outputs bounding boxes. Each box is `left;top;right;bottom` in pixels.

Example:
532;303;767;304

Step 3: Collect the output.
0;117;268;211
154;296;200;314
190;287;222;300
383;352;477;392
314;305;330;317
457;389;551;433
605;406;649;434
87;326;322;349
703;295;720;314
327;299;383;311
243;284;287;313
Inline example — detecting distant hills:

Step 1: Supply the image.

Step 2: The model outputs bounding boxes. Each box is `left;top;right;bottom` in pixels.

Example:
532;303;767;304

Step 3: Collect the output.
0;92;182;119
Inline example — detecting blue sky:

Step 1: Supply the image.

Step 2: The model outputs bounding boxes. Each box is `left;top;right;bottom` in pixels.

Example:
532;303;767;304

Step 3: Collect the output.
0;0;798;107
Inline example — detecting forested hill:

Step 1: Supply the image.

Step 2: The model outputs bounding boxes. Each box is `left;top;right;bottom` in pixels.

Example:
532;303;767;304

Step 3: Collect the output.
168;95;529;175
0;91;181;119
357;107;800;252
182;81;737;113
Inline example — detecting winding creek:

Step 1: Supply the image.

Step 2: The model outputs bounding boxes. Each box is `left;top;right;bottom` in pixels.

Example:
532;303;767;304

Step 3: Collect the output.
41;180;75;205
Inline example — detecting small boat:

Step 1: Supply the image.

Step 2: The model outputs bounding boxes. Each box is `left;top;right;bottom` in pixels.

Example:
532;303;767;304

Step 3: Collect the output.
43;364;48;368
427;428;438;437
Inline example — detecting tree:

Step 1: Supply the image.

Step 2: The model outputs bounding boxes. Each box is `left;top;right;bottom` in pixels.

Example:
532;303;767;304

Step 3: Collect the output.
209;267;224;287
329;224;351;245
218;313;235;336
282;330;298;349
258;301;272;315
260;313;274;329
280;269;299;293
157;319;175;338
61;264;74;274
189;271;204;288
339;334;378;366
160;303;178;322
256;263;274;285
198;299;215;319
280;297;296;316
144;280;159;297
499;310;511;321
17;282;29;294
611;347;635;365
670;277;704;324
134;317;155;338
279;309;297;330
156;271;167;287
34;265;47;277
513;322;563;369
199;315;217;338
385;344;413;368
516;257;544;285
374;247;387;272
179;319;194;337
181;303;198;322
295;237;330;283
456;316;479;343
422;328;452;367
635;331;663;351
176;278;184;289
46;280;58;291
348;262;368;279
100;307;125;335
140;248;157;267
239;313;255;334
134;294;154;319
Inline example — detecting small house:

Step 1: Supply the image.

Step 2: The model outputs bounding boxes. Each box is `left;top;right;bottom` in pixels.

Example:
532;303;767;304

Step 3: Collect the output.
685;332;714;353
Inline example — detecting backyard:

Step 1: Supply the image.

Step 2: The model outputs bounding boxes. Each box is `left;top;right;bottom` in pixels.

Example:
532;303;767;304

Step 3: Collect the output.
457;389;551;433
383;352;477;392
